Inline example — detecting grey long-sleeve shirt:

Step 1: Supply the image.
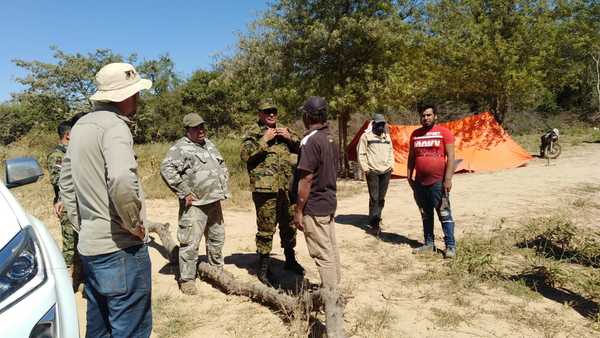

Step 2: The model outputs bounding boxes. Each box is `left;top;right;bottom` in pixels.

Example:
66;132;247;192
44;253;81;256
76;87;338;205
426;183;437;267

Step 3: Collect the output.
59;104;144;256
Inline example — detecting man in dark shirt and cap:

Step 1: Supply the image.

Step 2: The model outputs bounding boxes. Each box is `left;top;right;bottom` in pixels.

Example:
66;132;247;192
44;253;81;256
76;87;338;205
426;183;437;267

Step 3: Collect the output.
293;96;344;337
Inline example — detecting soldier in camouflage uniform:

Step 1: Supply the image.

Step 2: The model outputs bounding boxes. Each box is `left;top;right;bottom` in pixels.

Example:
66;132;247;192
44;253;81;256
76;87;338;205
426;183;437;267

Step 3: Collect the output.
161;113;229;295
241;98;305;286
47;121;79;268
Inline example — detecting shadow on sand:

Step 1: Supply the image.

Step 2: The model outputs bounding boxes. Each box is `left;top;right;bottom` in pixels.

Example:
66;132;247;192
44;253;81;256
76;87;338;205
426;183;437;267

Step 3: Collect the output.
225;253;312;295
509;271;599;319
335;214;422;248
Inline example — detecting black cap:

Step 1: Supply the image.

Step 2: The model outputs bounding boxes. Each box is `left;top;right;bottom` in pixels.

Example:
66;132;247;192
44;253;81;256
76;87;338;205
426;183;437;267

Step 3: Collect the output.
373;113;386;123
299;96;327;116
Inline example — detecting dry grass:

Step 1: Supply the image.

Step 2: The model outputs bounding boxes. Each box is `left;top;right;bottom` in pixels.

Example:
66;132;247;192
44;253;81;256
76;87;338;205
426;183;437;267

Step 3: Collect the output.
153;293;208;338
405;200;600;333
348;305;397;338
430;308;467;329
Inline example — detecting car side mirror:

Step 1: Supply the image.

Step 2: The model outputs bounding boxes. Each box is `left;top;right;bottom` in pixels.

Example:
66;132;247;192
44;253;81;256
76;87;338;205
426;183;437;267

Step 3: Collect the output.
4;157;44;189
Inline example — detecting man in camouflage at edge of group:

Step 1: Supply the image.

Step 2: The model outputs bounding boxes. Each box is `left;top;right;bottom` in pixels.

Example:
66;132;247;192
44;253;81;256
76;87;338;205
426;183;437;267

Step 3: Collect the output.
160;113;229;296
241;98;305;286
47;120;81;290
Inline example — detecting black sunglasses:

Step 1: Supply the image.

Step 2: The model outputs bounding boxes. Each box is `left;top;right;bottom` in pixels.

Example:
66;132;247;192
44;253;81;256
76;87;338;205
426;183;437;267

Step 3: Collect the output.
261;109;278;115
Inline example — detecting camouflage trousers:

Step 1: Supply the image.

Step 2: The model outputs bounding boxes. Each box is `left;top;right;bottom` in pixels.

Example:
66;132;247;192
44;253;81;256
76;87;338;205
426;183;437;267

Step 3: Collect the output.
252;191;297;255
59;210;79;267
178;200;225;282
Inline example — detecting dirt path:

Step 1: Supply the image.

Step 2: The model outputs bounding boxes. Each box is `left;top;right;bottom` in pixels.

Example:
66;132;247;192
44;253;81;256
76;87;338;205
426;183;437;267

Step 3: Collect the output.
74;143;600;337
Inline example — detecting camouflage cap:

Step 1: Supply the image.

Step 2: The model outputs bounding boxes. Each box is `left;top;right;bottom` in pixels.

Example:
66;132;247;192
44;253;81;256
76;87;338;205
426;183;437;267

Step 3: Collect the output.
183;113;205;128
258;98;277;111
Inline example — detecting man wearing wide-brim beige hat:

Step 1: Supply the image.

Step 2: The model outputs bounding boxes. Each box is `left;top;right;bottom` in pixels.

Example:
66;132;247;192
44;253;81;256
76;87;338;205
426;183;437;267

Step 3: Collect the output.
89;62;152;103
59;62;153;338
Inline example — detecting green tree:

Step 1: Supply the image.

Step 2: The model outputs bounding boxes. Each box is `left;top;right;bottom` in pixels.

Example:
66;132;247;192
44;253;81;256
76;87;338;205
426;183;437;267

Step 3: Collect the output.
13;46;129;115
223;0;417;174
546;0;600;116
181;70;243;136
0;103;32;144
420;0;559;122
11;47;184;143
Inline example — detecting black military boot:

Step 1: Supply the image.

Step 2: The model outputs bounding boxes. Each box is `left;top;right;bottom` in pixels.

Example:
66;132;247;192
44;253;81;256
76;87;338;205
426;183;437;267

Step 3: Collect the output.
283;248;305;275
257;253;272;286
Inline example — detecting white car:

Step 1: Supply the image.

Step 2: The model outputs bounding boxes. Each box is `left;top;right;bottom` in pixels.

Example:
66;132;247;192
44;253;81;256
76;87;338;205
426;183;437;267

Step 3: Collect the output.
0;157;79;337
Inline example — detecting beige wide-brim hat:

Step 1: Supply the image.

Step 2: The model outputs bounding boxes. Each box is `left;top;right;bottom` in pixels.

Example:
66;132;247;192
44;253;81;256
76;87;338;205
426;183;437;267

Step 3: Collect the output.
90;63;152;102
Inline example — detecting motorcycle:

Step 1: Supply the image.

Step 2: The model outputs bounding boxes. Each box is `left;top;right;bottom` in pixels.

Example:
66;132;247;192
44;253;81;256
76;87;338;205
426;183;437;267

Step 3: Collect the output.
539;128;561;159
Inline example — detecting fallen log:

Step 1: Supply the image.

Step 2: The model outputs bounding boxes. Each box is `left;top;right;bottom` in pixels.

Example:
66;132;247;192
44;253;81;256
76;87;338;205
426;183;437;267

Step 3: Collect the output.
197;262;346;337
197;262;309;314
145;221;178;263
144;222;346;336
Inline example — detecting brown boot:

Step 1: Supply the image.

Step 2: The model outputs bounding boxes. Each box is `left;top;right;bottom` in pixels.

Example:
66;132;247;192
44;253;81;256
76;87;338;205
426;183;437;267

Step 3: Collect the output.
180;280;198;295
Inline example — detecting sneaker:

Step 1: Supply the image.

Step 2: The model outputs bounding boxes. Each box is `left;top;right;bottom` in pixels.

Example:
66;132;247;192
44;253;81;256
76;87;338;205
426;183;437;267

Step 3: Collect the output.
444;247;456;259
412;244;436;254
180;280;198;295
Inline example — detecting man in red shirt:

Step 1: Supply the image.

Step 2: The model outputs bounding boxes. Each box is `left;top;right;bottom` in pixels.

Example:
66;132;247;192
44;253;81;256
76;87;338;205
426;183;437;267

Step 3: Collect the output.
407;105;457;258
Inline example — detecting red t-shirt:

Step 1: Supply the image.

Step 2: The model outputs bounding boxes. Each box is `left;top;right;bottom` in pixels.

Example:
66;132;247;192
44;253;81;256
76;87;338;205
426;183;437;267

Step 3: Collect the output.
410;125;454;186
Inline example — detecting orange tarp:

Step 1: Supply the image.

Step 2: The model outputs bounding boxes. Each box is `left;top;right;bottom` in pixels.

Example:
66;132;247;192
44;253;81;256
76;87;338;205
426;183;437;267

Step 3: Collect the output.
347;112;533;177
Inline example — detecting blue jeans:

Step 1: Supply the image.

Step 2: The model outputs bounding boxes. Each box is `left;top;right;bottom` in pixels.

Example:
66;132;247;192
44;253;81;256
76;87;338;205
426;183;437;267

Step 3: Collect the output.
413;181;456;248
81;244;152;338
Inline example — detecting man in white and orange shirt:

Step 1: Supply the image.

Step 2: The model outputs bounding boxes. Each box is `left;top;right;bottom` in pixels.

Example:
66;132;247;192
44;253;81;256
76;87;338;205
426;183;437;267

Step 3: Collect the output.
407;105;457;258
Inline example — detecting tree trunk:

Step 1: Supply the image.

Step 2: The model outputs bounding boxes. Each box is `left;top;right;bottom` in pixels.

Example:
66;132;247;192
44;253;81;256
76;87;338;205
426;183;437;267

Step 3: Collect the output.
493;94;508;124
338;113;345;177
341;112;349;178
322;288;347;338
145;221;178;263
593;52;600;119
338;111;350;178
142;224;347;336
197;262;346;336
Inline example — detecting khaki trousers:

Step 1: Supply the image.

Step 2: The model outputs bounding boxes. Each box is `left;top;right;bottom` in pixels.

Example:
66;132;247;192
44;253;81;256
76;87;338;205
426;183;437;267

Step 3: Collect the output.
303;214;341;289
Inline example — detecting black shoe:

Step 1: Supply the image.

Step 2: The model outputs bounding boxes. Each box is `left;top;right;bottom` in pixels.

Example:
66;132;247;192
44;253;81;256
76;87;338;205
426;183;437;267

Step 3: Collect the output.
366;224;381;236
257;254;272;286
284;248;305;275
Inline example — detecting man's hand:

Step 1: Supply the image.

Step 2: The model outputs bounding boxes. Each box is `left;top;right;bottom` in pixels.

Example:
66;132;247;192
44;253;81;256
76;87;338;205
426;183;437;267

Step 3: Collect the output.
294;210;305;232
261;128;277;143
53;201;64;218
443;179;452;194
276;128;291;141
131;224;145;240
184;193;197;207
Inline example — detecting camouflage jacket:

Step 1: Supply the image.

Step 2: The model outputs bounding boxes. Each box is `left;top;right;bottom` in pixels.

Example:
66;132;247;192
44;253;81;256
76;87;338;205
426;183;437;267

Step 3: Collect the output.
160;137;230;205
240;122;300;193
47;144;67;203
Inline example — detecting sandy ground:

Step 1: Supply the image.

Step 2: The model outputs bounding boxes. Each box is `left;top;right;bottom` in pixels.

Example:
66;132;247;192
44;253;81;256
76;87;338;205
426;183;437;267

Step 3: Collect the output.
71;143;600;337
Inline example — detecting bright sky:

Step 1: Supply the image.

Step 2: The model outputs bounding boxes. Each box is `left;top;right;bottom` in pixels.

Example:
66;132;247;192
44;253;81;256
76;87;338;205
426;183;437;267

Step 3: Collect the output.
0;0;269;101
